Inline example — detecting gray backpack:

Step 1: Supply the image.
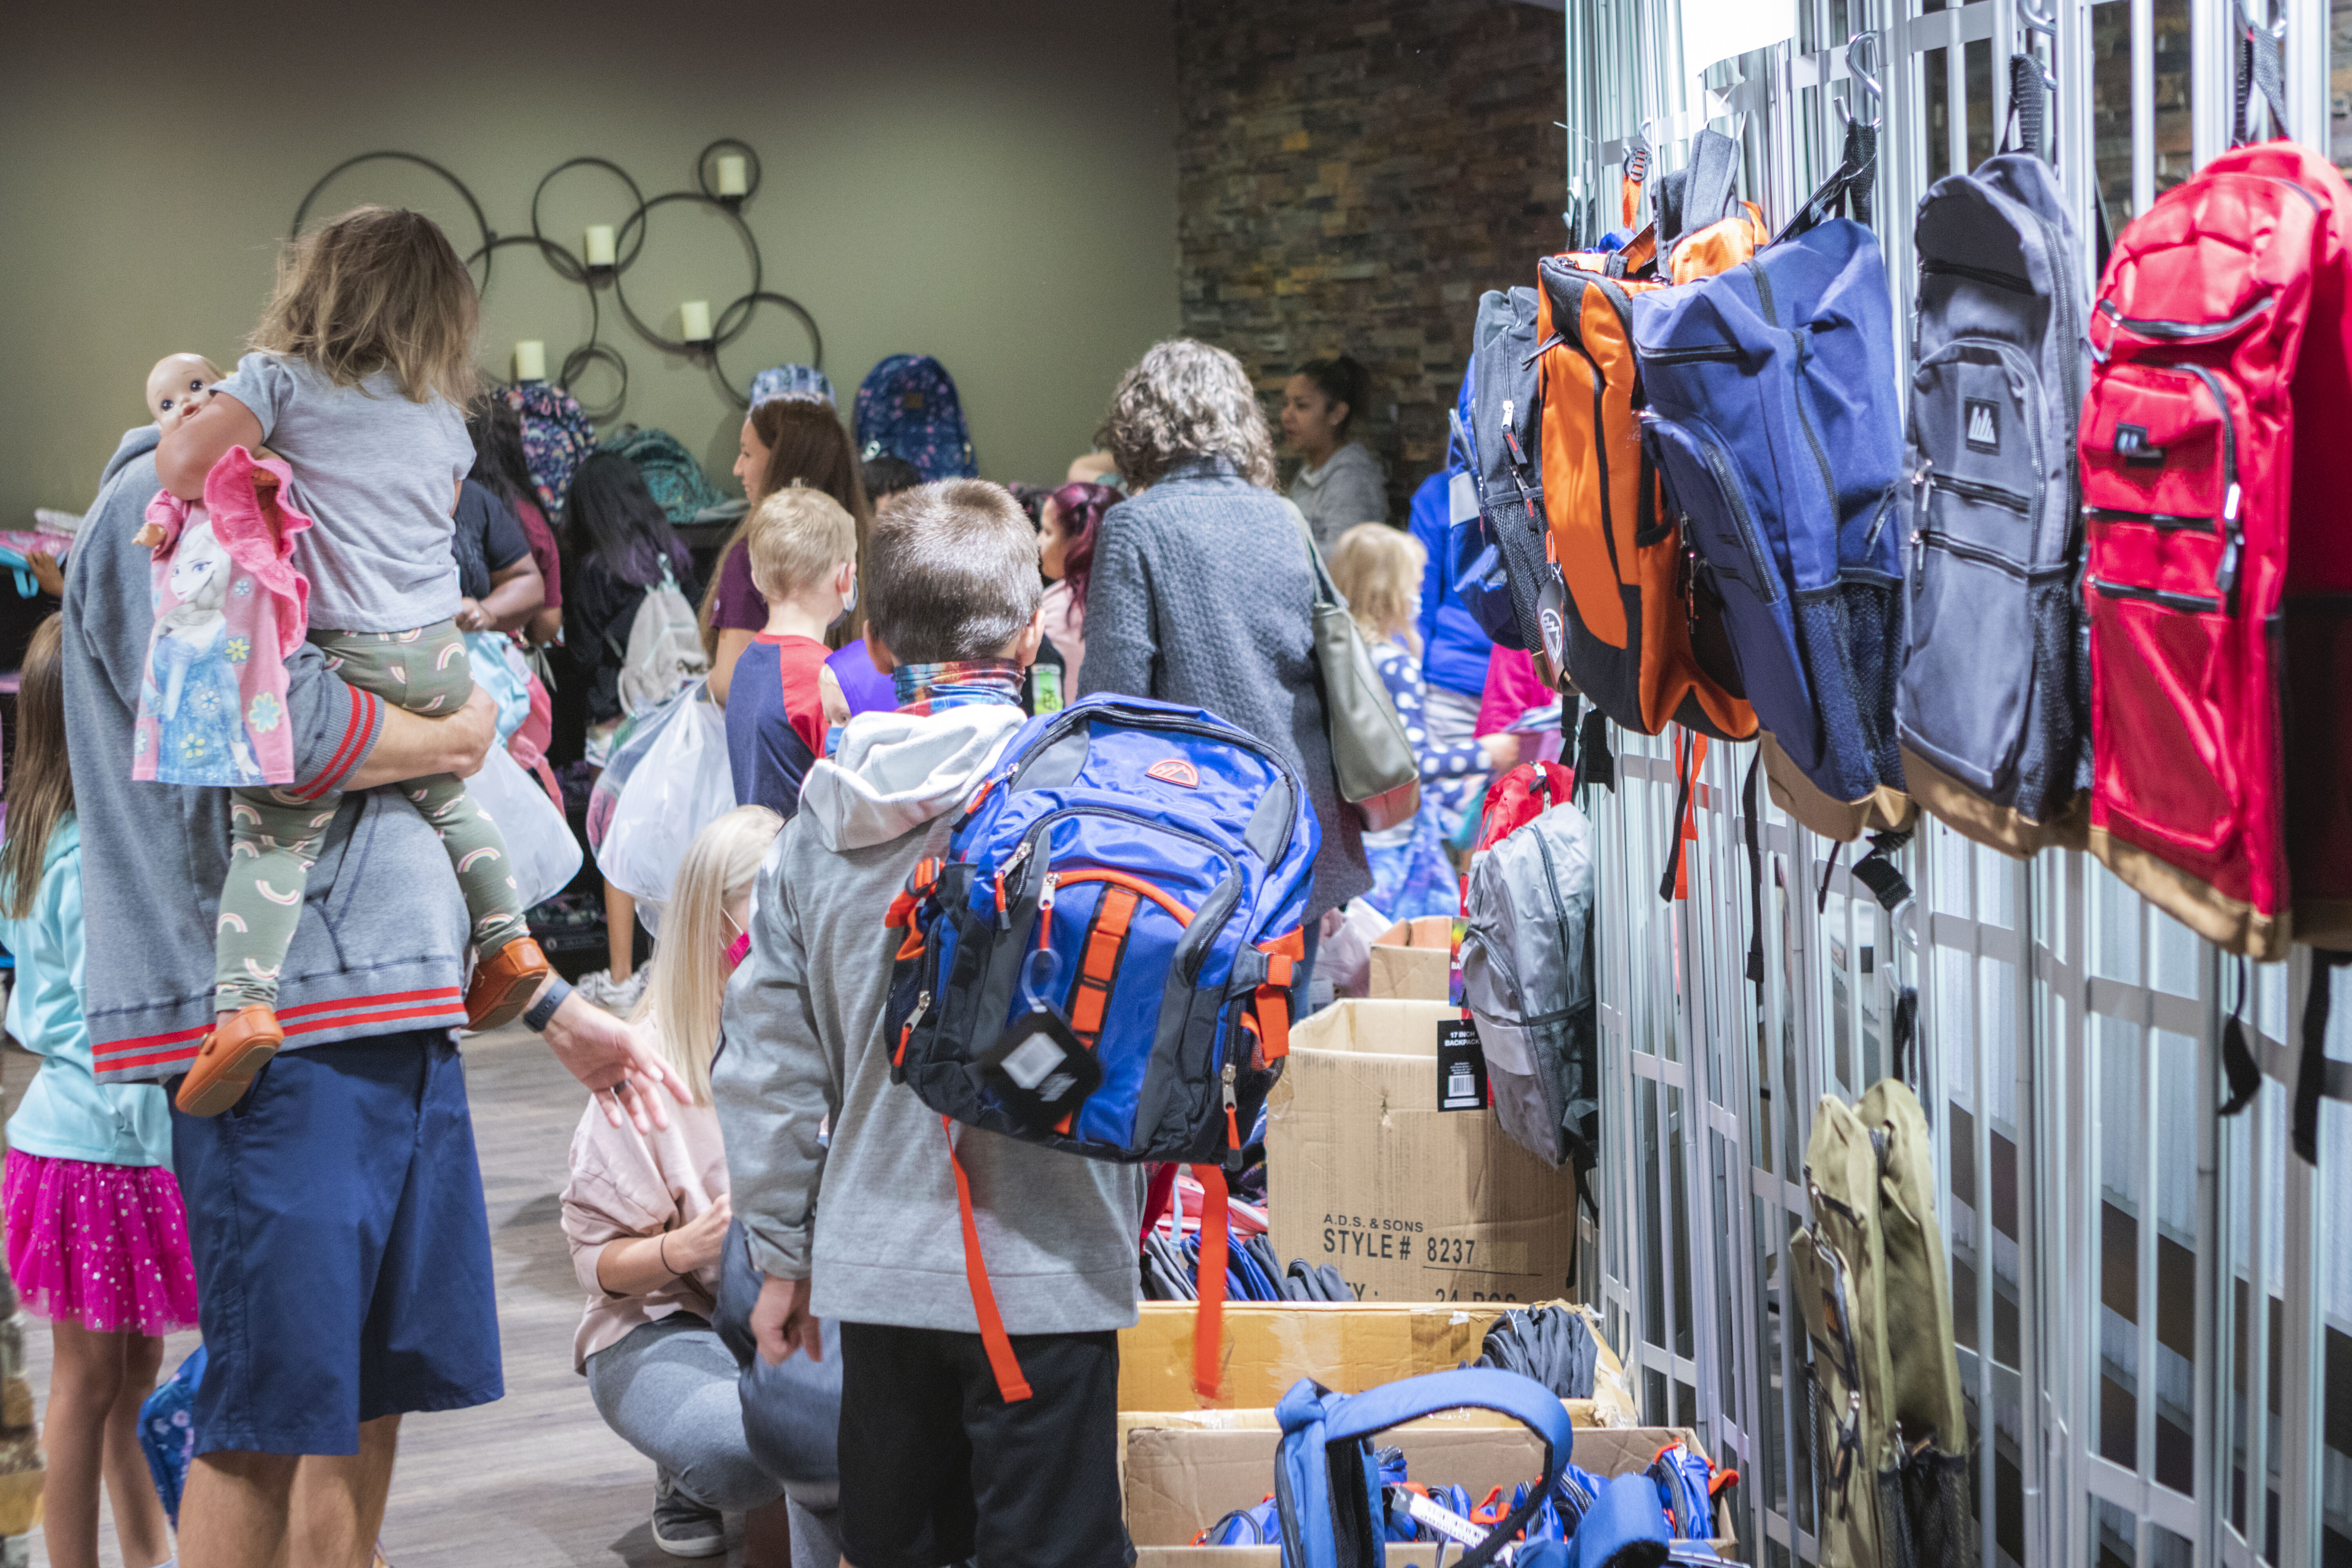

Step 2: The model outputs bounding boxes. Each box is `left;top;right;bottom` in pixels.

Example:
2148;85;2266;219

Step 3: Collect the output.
1458;800;1597;1189
1893;147;2092;857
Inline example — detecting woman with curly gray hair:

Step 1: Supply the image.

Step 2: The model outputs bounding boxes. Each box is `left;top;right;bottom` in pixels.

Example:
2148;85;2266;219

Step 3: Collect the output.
1078;340;1371;983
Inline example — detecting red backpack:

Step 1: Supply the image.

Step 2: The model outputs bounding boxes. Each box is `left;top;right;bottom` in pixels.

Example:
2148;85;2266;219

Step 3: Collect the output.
2080;104;2352;961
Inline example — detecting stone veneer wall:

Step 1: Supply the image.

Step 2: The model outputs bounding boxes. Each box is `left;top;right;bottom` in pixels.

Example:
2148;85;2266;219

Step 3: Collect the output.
1174;0;1567;522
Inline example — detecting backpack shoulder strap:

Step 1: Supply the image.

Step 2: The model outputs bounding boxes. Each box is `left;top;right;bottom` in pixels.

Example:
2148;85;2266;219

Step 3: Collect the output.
2234;0;2288;147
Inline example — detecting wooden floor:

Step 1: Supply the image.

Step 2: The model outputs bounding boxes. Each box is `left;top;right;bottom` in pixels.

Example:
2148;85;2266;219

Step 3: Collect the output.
5;1026;735;1566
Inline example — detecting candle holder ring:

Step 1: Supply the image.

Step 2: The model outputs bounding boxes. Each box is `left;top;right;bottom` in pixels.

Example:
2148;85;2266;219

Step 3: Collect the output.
695;138;762;205
609;192;762;355
708;290;826;408
559;343;630;422
292;151;492;285
532;157;648;277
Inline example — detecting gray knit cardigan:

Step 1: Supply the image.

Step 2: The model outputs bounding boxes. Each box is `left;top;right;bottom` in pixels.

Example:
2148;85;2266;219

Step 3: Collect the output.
1076;456;1372;920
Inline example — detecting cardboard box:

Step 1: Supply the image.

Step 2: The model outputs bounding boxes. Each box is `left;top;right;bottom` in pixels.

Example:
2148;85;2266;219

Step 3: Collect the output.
1368;916;1454;1001
1118;1301;1635;1424
1267;1001;1577;1304
1125;1421;1734;1553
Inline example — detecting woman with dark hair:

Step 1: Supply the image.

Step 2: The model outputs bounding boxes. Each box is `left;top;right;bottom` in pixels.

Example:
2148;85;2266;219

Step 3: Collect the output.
707;400;870;706
561;452;702;1014
1035;480;1113;687
470;397;564;647
563;453;700;749
1281;353;1386;547
1080;339;1372;983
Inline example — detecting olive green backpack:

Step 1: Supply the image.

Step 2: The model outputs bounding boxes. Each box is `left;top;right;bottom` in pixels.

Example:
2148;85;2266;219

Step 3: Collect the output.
1790;1080;1975;1568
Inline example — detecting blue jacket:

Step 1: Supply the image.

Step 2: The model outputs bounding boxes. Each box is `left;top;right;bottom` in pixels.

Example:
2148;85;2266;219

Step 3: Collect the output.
1410;371;1494;698
2;816;173;1166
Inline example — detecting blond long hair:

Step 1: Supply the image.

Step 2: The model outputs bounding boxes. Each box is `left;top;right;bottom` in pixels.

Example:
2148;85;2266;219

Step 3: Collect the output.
252;205;479;408
634;806;784;1103
2;617;71;921
1328;523;1425;652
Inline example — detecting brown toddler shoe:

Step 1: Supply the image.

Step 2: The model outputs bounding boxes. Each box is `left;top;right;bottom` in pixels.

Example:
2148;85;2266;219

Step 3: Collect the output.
176;1006;284;1117
465;936;553;1031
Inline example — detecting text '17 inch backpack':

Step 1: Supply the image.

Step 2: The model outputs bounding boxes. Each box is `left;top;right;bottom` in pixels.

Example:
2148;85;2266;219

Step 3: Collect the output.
1633;186;1909;819
2079;58;2352;959
1895;128;2093;858
884;694;1317;1401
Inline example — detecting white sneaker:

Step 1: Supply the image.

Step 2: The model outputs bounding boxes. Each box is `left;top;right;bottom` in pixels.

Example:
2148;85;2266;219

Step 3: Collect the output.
575;967;646;1016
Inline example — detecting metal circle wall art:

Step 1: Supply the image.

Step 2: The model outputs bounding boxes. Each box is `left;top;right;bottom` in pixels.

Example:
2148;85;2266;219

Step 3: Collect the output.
289;138;821;417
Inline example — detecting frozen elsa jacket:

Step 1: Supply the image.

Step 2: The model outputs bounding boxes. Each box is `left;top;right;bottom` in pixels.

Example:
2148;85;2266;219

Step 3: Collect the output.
64;426;472;1083
714;702;1147;1335
1;815;173;1166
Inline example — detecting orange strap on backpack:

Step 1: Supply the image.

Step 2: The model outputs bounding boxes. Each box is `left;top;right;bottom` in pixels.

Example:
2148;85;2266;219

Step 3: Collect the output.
1252;929;1305;1063
947;1119;1232;1405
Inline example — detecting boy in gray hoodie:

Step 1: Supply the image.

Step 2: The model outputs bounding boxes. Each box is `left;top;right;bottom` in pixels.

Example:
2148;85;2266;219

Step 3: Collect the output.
717;480;1143;1568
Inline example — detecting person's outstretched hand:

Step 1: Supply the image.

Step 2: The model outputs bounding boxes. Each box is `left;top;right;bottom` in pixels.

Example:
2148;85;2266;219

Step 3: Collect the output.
537;985;689;1133
26;550;63;599
751;1274;819;1366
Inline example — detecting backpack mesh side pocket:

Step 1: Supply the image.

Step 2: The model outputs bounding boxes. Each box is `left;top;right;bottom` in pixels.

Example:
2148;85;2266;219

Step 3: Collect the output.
1878;1446;1976;1568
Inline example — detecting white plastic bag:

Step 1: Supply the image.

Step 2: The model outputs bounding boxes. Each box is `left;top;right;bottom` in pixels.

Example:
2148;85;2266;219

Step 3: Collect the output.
467;744;582;911
597;692;736;920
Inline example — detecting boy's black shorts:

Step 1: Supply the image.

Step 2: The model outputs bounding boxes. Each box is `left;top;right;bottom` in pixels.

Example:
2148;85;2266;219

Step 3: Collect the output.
839;1321;1133;1568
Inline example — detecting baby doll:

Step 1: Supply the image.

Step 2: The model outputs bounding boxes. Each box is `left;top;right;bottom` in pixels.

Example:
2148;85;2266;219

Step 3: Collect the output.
132;354;228;551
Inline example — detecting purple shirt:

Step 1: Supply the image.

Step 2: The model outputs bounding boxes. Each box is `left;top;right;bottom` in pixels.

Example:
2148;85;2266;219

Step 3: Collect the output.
826;641;895;716
711;542;766;633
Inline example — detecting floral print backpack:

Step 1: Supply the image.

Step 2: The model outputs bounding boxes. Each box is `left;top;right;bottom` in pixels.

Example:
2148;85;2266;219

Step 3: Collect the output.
853;354;976;481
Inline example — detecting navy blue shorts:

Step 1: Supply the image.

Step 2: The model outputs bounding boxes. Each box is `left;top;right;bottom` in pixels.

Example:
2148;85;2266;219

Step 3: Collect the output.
170;1030;501;1456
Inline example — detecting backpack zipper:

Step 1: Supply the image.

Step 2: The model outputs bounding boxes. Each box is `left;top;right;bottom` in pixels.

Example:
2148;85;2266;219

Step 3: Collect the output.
2096;293;2275;340
2169;362;2243;606
2086;506;2216;533
1750;259;1845;532
1921;257;2035;293
1927;473;2032;513
996;706;1299;852
1671;416;1780;604
1917;529;2032;578
2088;576;2223;613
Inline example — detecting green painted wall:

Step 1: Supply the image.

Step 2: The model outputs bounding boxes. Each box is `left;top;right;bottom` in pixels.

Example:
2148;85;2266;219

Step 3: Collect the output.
0;0;1181;528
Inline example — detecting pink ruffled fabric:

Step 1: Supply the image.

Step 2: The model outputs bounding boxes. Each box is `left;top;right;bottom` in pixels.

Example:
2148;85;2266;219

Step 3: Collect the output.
3;1149;200;1335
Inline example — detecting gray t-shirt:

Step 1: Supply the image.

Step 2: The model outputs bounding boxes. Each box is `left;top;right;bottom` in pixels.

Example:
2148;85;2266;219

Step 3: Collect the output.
212;352;469;632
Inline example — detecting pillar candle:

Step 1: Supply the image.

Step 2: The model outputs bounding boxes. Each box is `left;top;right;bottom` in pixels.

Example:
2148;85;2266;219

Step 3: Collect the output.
680;301;713;342
514;340;546;381
716;155;748;197
583;225;616;267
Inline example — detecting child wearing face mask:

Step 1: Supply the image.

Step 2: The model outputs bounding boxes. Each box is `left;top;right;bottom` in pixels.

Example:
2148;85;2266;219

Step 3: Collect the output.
561;805;794;1564
722;485;859;817
151;206;551;1119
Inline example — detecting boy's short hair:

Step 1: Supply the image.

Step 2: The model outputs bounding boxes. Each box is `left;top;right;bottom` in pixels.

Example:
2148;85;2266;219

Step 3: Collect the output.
746;485;859;604
867;481;1043;663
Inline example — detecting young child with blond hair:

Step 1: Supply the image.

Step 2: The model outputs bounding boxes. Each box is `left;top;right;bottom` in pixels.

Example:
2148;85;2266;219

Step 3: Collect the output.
154;206;549;1115
723;483;858;818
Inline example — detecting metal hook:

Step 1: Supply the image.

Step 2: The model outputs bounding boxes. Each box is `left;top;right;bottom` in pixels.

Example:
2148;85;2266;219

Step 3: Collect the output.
2018;0;2057;34
1837;31;1885;129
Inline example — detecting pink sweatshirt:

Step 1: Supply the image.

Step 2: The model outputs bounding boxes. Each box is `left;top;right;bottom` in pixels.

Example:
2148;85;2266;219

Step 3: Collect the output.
560;1096;730;1371
1476;645;1550;737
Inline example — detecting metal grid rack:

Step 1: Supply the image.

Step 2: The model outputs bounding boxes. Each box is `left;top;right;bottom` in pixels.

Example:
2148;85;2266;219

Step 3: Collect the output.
1550;0;2352;1561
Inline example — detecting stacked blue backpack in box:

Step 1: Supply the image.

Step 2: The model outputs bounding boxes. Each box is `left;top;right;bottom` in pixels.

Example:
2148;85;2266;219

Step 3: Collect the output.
882;693;1316;1403
855;354;977;480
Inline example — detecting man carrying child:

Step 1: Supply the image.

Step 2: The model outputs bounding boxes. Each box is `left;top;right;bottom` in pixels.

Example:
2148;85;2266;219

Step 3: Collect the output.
717;480;1142;1568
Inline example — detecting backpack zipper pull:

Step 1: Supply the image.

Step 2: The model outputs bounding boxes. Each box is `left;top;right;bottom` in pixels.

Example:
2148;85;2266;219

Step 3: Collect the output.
1222;1062;1243;1173
2217;483;2243;603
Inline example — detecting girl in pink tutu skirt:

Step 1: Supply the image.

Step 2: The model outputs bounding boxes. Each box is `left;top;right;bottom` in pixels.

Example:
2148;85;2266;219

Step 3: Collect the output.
2;614;198;1568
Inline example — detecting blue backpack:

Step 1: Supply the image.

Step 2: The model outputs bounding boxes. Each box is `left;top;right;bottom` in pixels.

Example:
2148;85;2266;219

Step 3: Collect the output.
1274;1369;1573;1568
601;425;728;523
1632;217;1908;810
138;1345;207;1526
884;693;1316;1398
854;354;976;480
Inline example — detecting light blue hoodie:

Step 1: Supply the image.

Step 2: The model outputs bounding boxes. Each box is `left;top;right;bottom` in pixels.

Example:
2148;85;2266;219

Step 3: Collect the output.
3;815;173;1166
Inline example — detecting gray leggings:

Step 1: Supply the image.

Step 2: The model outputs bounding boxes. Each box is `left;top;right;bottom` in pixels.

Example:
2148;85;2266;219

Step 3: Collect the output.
586;1315;784;1514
